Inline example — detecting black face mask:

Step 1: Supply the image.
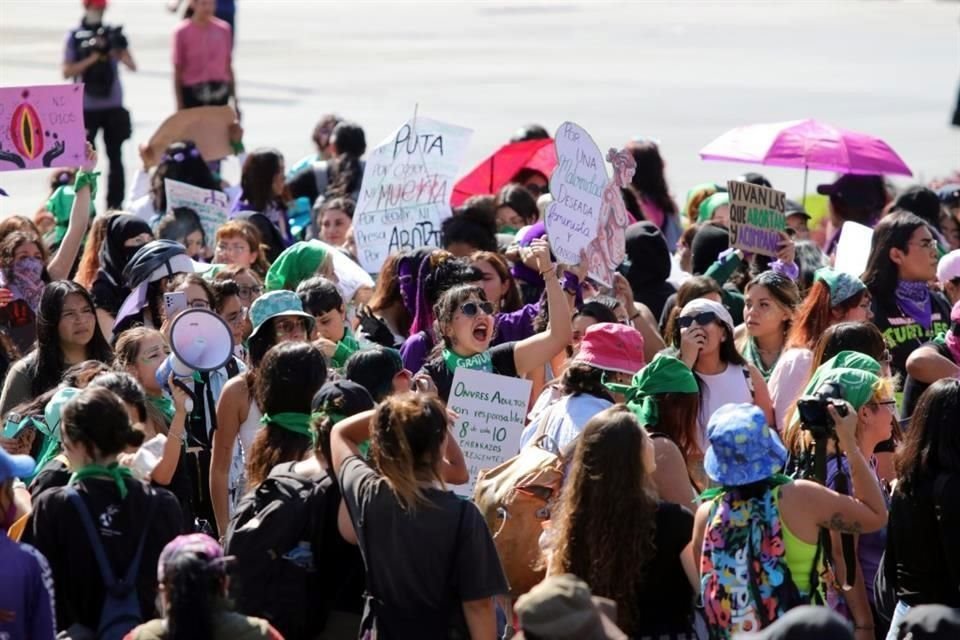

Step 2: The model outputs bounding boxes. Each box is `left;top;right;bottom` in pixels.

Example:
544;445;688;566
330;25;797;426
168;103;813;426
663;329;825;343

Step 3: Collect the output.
122;244;141;265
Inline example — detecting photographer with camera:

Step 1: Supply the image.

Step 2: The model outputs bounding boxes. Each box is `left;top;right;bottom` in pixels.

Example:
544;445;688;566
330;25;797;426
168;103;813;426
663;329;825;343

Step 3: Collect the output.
692;401;889;637
63;0;136;210
786;357;894;639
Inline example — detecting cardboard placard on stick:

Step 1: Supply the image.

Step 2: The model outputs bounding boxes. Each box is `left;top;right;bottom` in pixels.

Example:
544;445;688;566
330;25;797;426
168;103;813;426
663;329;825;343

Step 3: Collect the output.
726;180;787;257
0;84;87;172
164;178;229;249
146;105;236;168
446;368;531;498
544;122;635;286
833;221;874;278
352;115;472;274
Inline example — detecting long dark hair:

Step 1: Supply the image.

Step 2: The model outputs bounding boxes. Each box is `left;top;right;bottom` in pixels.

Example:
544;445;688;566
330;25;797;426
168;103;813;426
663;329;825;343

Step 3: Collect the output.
367;253;411;335
325;122;366;199
559;362;613;400
246;342;328;488
627;141;677;218
895;379;960;487
62;387;144;458
151;141;220;213
650;392;702;467
862;210;928;297
31;281;113;396
241;149;288;213
551;405;657;635
163;543;229;640
810;321;887;371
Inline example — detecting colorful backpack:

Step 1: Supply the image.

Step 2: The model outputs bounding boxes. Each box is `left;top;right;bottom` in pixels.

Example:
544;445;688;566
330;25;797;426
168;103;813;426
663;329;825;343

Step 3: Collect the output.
699;480;812;638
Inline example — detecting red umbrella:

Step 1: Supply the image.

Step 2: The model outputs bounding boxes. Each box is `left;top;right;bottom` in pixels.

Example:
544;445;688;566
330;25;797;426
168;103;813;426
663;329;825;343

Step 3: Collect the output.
451;138;557;206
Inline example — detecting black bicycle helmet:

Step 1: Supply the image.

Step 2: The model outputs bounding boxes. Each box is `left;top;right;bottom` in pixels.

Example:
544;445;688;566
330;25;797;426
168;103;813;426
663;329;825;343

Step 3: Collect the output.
122;239;189;288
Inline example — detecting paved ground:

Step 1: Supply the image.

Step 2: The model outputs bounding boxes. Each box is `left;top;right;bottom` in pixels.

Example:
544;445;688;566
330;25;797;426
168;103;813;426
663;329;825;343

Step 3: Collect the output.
1;0;958;217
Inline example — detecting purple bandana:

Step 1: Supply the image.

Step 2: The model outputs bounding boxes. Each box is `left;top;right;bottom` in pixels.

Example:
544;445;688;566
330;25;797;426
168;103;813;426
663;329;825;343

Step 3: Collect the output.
895;280;932;330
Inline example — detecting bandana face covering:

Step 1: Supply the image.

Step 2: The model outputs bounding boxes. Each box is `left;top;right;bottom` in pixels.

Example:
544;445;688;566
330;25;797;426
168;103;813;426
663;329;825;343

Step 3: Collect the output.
8;257;46;312
895;280;933;329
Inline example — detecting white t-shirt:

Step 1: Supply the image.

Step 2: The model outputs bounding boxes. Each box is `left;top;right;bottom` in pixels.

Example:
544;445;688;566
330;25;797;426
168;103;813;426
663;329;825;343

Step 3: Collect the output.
520;392;613;451
768;347;814;432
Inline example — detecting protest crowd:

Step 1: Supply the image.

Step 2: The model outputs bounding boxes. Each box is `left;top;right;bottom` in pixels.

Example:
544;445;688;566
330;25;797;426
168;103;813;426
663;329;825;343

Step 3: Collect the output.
2;1;960;639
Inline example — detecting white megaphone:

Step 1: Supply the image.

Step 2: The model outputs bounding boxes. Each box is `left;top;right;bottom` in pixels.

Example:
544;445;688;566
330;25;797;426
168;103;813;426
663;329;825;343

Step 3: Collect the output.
156;309;234;413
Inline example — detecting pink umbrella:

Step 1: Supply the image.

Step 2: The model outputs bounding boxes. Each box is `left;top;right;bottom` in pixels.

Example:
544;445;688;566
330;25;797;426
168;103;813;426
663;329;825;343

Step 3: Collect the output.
699;118;912;198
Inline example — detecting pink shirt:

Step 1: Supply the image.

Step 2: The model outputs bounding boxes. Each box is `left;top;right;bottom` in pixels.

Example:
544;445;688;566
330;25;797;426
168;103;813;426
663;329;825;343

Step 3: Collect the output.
172;17;232;86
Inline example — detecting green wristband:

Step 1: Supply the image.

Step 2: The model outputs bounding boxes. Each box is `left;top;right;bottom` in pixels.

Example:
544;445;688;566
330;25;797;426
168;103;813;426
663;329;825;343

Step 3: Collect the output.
74;170;100;199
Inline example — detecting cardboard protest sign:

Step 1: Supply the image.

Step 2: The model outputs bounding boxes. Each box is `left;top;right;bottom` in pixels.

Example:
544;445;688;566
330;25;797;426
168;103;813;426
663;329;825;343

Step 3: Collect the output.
726;180;787;257
447;368;532;498
544;123;634;286
833;221;874;278
353;116;472;273
147;105;236;168
164;178;230;249
0;84;86;172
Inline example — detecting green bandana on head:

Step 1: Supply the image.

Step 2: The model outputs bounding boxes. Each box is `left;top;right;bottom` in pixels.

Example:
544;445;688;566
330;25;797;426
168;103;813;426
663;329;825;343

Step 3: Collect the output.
814;367;880;411
265;240;330;292
813;267;866;308
698;192;730;223
260;412;322;446
69;462;135;499
803;350;881;402
605;354;698;426
442;348;493;374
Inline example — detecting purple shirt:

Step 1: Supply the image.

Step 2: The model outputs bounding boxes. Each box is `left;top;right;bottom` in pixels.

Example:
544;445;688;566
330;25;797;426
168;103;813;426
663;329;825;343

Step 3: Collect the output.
399;303;539;373
0;536;56;640
64;29;123;111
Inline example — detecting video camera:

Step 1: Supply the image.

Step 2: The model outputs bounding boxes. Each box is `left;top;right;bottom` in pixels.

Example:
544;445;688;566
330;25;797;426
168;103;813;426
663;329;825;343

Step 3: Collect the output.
796;381;849;441
76;24;128;56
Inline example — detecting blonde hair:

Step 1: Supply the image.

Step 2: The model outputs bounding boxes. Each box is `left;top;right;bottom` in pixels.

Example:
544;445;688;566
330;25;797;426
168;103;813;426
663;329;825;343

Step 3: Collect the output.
784;377;894;454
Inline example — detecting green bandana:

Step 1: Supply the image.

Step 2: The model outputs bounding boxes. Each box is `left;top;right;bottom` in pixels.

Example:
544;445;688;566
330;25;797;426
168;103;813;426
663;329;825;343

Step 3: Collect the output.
813;267;866;307
698;192;730;223
260;412;322;446
803;350;881;403
331;328;361;370
442;348;493;374
809;367;880;411
69;462;134;499
700;473;792;501
265;240;330;292
149;395;176;425
605;354;698;426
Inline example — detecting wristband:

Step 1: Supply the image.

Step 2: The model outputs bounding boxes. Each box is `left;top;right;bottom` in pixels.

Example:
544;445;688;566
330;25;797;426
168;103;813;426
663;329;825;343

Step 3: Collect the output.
74;170;100;199
230;141;245;154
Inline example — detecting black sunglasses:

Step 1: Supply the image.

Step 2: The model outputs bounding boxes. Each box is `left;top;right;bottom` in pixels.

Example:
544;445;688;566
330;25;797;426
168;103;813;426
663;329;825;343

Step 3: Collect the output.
678;311;718;329
459;301;494;317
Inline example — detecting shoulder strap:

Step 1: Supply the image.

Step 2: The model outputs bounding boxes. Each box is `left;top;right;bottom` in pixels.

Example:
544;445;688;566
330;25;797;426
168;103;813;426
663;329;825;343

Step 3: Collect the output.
741;366;756;402
124;489;159;586
529;393;564;447
226;357;240;379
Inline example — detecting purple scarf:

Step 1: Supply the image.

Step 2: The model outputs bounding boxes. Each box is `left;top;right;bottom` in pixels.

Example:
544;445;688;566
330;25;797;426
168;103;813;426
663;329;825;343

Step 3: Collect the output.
895;280;932;330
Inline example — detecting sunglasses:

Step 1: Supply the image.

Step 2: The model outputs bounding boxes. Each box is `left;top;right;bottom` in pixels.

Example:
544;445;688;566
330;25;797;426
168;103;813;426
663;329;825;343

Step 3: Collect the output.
678;311;718;329
459;301;494;317
525;183;548;197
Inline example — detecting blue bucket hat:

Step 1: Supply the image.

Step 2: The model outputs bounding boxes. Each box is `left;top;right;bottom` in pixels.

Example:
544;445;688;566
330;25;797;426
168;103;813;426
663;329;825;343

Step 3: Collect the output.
0;448;35;483
248;290;315;339
704;403;787;487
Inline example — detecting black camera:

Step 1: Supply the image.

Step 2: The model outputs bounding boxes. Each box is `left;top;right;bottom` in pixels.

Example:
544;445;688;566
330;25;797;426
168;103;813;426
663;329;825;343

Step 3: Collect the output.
77;25;128;55
796;381;849;439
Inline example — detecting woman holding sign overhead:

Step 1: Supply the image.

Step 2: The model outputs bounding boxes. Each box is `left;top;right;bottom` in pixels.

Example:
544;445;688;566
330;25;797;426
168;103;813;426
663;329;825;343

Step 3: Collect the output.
417;240;572;403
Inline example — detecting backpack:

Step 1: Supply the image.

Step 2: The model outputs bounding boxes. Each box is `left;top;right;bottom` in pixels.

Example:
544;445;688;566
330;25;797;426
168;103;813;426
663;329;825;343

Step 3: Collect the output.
65;486;158;640
699;481;810;638
224;464;332;640
473;400;567;597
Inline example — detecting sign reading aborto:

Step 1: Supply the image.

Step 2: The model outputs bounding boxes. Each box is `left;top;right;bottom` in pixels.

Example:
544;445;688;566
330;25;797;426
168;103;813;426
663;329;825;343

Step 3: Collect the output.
726;180;787;257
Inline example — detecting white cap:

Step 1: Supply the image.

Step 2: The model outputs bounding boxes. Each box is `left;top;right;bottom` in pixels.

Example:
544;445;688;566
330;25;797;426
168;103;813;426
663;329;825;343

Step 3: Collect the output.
937;250;960;285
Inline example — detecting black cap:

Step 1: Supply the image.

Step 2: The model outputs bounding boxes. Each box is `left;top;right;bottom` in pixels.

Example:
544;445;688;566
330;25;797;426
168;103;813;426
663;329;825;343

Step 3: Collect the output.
937;183;960;207
894;186;942;226
690;223;730;276
816;174;885;209
311;380;374;419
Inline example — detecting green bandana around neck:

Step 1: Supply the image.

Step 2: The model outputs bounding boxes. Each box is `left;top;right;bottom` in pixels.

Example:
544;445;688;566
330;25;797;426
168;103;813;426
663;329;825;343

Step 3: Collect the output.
69;462;134;499
604;354;698;426
260;412;321;446
149;394;176;424
442;348;493;374
331;327;361;370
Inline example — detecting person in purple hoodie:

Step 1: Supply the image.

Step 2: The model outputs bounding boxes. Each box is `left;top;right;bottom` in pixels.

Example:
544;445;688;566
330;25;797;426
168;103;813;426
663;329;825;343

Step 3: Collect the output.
0;450;56;640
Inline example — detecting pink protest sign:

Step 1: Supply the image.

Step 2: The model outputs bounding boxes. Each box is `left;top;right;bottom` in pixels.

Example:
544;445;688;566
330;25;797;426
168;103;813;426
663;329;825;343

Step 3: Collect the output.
0;84;87;172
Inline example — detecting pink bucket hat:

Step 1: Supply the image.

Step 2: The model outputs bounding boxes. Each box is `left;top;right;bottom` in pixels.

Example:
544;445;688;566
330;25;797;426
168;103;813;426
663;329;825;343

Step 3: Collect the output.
573;322;646;375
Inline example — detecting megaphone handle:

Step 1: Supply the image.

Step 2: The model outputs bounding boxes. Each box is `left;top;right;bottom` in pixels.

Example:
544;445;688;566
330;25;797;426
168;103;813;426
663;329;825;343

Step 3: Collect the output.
172;378;196;414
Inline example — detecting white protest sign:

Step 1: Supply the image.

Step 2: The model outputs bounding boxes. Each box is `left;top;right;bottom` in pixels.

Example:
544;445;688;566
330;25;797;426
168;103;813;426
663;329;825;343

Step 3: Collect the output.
446;368;532;498
833;221;874;278
164;178;229;249
545;123;633;286
353;116;472;273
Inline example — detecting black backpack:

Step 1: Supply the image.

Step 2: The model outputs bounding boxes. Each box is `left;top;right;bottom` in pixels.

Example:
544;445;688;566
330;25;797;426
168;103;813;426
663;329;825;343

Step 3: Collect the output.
224;464;332;640
66;486;158;640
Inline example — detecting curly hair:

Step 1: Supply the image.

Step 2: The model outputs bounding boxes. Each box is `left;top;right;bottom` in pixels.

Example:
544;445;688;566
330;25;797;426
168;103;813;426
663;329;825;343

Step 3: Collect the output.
550;405;658;635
